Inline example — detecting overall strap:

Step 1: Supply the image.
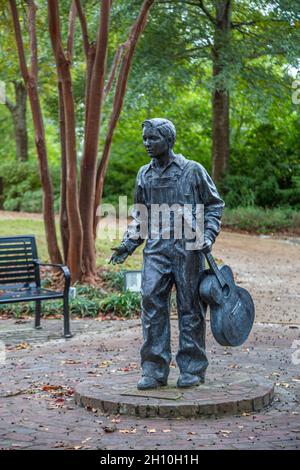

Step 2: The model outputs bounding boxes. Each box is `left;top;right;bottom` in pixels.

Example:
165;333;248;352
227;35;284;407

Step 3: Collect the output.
178;156;193;180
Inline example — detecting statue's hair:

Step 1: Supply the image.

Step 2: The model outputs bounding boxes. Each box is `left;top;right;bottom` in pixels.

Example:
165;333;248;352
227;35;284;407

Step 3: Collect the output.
142;118;176;148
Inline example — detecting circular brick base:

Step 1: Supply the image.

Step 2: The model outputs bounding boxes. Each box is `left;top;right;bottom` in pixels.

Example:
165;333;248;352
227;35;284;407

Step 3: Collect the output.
74;369;274;418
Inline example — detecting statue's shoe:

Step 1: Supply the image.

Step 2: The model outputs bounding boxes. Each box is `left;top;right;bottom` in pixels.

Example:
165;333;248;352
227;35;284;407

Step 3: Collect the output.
177;373;205;388
137;376;167;390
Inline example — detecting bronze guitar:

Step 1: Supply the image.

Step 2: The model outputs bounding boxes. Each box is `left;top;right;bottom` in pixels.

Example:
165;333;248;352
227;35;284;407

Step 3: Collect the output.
199;253;255;347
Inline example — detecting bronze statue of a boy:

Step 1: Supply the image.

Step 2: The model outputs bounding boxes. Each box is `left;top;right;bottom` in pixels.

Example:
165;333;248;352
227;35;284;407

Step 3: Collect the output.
110;118;224;389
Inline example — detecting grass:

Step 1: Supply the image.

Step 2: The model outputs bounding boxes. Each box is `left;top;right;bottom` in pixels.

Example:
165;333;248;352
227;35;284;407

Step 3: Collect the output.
0;219;49;260
0;217;143;269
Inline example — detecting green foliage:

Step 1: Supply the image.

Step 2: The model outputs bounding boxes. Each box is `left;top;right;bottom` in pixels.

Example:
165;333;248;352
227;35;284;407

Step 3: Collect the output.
220;175;256;208
68;284;105;318
101;269;126;292
0;161;60;213
222;118;300;209
222;206;300;233
98;291;141;318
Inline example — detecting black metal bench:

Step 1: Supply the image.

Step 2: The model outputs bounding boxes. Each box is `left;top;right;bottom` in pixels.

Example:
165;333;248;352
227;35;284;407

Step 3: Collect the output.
0;235;72;338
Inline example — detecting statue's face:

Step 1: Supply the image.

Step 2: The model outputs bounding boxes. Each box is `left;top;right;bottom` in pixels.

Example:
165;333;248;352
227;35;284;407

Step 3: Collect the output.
142;126;169;158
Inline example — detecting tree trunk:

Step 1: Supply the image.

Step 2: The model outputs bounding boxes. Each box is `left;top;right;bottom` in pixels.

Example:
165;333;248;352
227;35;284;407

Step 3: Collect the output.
79;0;111;283
93;0;155;236
9;0;62;264
48;0;83;283
58;81;69;263
28;77;63;264
5;82;28;161
12;82;28;161
212;76;230;181
211;0;232;182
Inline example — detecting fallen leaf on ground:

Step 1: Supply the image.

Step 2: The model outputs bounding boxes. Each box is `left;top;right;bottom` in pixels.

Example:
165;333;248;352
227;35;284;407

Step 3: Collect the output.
103;425;116;433
98;360;112;368
119;429;136;434
41;385;62;391
15;342;32;350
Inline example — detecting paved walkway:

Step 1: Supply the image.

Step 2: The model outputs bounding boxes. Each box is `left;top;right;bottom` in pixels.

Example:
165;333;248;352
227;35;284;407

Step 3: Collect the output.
0;318;299;450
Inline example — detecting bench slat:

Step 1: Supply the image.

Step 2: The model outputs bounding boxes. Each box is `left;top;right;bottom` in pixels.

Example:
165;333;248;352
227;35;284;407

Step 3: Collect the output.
0;254;34;262
0;287;63;303
0;278;36;285
0;243;32;250
0;261;35;268
0;271;36;279
0;249;33;257
0;265;34;274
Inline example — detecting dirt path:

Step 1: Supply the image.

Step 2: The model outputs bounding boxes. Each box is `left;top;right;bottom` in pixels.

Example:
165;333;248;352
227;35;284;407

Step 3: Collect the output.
214;231;300;324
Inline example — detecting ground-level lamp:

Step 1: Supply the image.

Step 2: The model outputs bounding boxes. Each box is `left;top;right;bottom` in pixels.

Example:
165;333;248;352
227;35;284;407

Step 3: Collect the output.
124;270;142;293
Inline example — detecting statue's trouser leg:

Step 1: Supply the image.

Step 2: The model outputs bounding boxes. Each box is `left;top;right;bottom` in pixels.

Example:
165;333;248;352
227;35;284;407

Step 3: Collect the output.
174;251;208;377
140;253;173;382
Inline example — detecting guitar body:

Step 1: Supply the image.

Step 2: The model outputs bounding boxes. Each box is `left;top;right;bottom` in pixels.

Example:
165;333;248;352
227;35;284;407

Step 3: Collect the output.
199;262;255;347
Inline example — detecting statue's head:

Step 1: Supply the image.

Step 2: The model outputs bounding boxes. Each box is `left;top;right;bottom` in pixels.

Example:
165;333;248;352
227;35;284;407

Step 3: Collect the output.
142;118;176;158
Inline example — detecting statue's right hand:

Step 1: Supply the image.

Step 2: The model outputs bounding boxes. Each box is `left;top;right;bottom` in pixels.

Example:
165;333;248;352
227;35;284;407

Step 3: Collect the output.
109;244;129;265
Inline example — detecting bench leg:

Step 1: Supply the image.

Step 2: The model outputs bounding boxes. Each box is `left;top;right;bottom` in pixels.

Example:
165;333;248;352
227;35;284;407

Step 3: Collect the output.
63;295;72;338
35;300;42;329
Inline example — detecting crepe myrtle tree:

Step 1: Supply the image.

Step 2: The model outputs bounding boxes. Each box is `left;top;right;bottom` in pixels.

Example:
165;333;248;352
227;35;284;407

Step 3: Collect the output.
9;0;155;283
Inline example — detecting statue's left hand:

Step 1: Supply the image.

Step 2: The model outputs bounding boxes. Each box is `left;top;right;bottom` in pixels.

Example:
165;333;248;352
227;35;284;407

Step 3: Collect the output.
201;237;213;254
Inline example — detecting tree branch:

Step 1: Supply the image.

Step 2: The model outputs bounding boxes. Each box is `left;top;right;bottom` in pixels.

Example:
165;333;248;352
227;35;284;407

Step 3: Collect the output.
4;97;16;113
197;0;217;25
48;0;66;64
74;0;89;58
67;0;77;61
231;18;289;29
172;43;212;60
27;0;38;80
158;0;199;7
104;42;128;100
8;0;29;82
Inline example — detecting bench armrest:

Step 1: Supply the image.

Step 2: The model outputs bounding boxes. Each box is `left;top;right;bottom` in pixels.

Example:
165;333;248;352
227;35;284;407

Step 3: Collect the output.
33;259;71;294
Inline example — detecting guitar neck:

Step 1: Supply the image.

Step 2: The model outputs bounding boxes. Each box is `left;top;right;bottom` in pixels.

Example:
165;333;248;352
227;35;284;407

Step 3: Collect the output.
205;252;226;288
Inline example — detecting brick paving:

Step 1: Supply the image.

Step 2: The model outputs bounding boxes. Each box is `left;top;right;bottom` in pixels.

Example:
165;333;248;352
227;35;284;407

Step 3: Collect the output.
0;318;299;449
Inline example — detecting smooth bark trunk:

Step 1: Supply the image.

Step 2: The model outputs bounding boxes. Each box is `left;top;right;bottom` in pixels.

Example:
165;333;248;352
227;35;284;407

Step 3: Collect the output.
211;0;232;182
9;0;62;264
6;82;28;161
48;0;83;283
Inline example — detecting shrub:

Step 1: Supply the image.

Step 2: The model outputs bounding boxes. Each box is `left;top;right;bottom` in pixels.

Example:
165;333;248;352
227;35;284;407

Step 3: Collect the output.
99;291;141;318
101;268;126;292
222;206;300;233
0;161;60;213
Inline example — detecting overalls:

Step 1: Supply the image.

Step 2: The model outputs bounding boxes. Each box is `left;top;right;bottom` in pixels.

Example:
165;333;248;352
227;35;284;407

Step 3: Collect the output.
123;154;224;382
